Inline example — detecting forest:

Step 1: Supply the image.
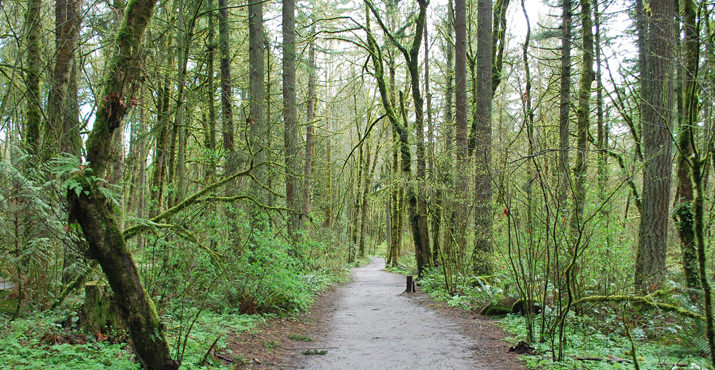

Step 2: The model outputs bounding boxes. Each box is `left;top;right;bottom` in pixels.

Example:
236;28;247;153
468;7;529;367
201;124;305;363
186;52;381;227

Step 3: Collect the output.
0;0;714;367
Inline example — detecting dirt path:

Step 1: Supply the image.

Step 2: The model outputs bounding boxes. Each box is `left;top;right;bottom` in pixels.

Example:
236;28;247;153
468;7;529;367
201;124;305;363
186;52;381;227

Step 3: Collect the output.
293;258;523;370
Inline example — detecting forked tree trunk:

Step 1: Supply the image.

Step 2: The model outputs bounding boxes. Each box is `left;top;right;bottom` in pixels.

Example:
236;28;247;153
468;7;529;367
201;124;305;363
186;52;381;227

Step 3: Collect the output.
66;0;178;368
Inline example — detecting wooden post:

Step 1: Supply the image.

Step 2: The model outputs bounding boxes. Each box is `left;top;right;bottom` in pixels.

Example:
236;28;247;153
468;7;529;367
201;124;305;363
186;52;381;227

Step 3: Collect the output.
406;275;416;293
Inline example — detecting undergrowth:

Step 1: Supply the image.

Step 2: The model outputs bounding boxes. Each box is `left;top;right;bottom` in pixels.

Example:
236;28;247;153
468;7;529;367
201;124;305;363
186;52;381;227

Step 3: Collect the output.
499;313;711;369
417;268;711;369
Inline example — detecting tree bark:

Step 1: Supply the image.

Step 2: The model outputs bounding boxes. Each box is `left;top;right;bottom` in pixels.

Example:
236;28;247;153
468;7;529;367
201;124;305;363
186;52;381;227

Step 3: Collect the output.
304;34;316;220
635;0;675;293
673;0;700;291
283;0;300;243
471;0;494;275
454;0;468;261
66;0;178;367
559;0;571;205
205;0;217;178
249;0;266;199
219;0;234;158
572;0;593;233
24;0;42;154
45;0;81;158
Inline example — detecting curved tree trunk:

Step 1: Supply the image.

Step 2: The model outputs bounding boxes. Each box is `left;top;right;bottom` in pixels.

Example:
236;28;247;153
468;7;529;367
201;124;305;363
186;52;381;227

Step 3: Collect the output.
66;0;178;368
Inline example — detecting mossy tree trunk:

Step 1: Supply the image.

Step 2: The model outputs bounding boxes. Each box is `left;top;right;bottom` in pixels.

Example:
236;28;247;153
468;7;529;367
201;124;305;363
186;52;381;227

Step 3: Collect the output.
673;0;700;292
471;0;494;275
23;0;42;153
66;0;178;368
365;0;431;276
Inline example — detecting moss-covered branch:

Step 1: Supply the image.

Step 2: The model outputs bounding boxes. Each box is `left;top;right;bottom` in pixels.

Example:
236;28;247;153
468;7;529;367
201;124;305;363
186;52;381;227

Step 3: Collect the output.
123;163;253;240
573;295;704;321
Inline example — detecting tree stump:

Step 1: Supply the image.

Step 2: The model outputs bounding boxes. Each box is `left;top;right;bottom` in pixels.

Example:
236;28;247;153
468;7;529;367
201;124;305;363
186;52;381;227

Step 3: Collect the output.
405;275;416;293
84;281;121;333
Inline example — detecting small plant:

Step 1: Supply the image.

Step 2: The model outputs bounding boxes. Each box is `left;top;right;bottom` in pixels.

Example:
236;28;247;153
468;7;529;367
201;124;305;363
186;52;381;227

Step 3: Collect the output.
262;339;280;349
303;349;327;355
288;334;314;342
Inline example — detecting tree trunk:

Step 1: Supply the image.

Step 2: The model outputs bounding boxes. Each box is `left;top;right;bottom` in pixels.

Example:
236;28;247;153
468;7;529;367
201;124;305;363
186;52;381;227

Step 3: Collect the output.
24;0;42;154
204;0;217;178
66;0;178;367
594;0;607;201
673;0;700;291
283;0;300;243
249;0;266;199
572;0;593;233
454;0;468;261
45;0;81;158
219;0;234;159
559;0;571;205
471;0;493;275
424;18;437;265
151;76;171;216
304;34;316;220
635;0;675;293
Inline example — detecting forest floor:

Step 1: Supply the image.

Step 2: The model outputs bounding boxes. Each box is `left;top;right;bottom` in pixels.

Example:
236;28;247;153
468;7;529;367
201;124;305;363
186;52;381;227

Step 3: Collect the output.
225;257;524;369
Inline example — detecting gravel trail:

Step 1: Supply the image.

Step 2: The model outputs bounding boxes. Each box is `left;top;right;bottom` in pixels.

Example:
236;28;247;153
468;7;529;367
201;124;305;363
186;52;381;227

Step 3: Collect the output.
297;257;517;370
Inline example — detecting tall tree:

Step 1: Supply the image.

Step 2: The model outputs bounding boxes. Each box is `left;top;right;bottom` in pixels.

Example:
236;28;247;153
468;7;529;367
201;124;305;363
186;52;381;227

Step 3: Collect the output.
304;33;316;220
673;0;700;291
204;0;217;178
471;0;494;274
283;0;300;241
634;0;676;292
24;0;42;153
219;0;234;164
45;0;81;158
249;0;265;194
559;0;571;204
365;0;430;275
454;0;468;259
571;0;593;232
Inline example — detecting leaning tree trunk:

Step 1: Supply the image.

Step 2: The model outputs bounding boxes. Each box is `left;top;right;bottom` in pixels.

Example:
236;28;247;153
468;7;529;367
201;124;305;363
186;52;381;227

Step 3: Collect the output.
66;0;178;368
